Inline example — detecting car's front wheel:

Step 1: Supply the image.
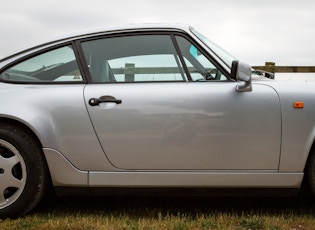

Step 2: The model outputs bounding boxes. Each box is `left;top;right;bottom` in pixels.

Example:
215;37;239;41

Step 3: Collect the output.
0;123;48;218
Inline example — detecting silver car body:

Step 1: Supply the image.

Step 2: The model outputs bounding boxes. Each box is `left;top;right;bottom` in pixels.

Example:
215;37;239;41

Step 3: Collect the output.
0;24;314;191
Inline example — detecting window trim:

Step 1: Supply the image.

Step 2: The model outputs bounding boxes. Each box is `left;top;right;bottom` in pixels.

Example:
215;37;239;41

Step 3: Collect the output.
76;30;233;84
172;33;233;82
0;42;87;84
78;32;190;84
0;30;233;85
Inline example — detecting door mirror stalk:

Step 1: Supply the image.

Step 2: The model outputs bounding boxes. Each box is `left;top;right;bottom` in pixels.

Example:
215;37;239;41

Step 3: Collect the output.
231;60;252;92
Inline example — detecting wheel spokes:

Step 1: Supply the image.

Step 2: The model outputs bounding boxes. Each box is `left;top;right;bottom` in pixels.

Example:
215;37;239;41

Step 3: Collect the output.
0;183;6;205
0;154;24;206
0;154;19;169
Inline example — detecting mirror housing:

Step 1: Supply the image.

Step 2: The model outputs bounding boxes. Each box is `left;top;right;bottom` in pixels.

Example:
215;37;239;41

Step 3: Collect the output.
231;60;252;92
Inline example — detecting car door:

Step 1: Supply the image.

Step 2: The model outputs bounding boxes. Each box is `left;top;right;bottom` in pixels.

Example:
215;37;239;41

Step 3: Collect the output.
81;33;281;170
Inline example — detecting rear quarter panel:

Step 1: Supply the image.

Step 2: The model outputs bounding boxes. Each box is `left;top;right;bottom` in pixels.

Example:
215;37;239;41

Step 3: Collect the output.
0;83;114;171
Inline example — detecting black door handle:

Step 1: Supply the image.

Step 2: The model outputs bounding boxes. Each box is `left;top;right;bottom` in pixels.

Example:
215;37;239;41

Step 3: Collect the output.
89;96;122;106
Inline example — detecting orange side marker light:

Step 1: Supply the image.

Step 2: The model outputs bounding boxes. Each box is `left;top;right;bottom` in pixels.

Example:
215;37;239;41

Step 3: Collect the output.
293;102;304;109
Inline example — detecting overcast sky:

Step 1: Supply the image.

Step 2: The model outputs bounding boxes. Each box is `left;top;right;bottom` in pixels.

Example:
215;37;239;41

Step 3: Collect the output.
0;0;314;66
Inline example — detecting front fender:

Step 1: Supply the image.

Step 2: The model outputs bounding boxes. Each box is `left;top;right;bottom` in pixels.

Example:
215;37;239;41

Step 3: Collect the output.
269;82;315;172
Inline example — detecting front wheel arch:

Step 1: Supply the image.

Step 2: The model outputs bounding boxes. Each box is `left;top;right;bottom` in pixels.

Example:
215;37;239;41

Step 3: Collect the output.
305;142;315;194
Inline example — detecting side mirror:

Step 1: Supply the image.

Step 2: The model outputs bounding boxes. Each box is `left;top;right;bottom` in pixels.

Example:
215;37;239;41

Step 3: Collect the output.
231;60;252;92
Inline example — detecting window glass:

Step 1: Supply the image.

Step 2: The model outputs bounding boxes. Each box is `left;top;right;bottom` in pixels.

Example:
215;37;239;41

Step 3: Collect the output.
81;35;187;83
176;36;228;81
0;46;82;82
190;28;236;69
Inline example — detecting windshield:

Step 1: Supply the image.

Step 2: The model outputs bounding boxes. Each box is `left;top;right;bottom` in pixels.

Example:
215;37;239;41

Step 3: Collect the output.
190;28;236;69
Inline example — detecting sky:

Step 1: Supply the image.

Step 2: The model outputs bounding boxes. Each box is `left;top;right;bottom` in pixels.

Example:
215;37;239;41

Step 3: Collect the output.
0;0;315;66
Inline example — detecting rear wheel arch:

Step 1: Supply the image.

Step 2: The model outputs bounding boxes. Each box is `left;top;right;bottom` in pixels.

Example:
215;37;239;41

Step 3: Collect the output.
0;118;51;218
0;118;43;146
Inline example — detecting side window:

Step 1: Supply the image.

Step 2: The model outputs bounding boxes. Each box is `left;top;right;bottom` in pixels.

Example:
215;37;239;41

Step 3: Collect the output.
0;46;83;83
175;36;228;81
81;35;187;83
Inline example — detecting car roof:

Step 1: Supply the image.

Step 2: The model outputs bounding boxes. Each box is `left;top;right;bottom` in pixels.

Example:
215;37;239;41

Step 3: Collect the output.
51;23;191;41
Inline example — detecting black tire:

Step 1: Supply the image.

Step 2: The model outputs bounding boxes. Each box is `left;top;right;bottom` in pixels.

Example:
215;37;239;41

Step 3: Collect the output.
0;123;49;218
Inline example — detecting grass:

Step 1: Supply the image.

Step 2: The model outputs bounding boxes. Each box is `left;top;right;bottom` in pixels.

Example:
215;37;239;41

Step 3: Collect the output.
1;193;315;229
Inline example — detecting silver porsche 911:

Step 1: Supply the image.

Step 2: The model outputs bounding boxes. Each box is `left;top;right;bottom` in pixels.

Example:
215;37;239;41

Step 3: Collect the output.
1;24;315;218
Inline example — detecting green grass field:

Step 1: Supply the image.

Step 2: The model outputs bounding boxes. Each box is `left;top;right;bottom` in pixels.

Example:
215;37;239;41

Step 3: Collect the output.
1;193;315;229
